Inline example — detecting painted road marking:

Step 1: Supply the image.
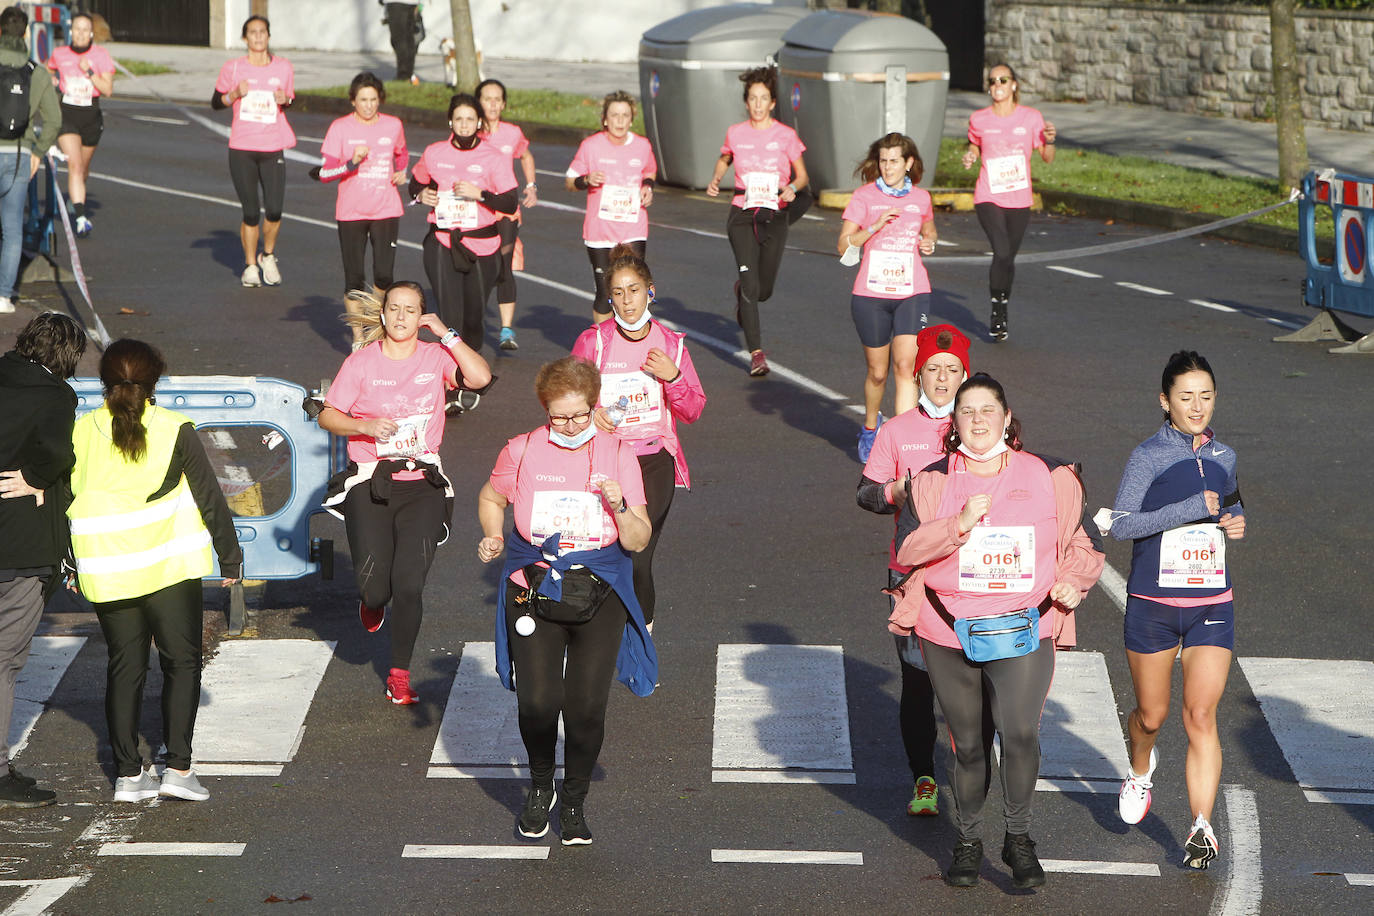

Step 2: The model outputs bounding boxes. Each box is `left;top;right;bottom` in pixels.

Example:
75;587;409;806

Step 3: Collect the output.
712;645;853;779
711;849;863;866
1237;658;1374;795
1215;785;1262;916
1346;874;1374;886
128;115;189;126
1040;859;1160;876
193;640;335;776
1098;562;1127;612
1047;265;1103;278
97;843;245;856
1038;651;1129;790
0;878;87;916
1190;298;1238;313
1115;281;1173;296
428;642;562;779
8;636;84;761
1303;790;1374;805
401;845;550;860
712;770;855;785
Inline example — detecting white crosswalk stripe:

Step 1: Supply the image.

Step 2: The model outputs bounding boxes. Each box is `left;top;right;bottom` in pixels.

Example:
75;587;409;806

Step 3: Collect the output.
8;637;84;762
1037;651;1130;792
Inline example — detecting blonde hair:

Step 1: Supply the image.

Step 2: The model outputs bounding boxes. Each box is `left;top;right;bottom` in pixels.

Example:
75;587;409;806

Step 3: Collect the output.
341;288;385;346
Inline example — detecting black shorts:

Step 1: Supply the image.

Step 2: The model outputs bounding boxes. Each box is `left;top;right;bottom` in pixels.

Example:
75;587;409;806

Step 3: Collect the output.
59;102;103;147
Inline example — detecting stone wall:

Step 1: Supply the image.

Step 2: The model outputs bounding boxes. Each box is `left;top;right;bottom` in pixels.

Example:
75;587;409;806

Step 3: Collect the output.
984;1;1374;131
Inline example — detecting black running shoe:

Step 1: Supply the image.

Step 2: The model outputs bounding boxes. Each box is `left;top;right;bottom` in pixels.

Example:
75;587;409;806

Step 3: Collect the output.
560;805;593;846
517;785;557;839
1002;832;1046;888
0;773;55;808
945;838;983;887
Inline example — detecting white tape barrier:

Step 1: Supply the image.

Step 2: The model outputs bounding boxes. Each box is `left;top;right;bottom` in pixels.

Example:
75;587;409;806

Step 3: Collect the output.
46;153;111;348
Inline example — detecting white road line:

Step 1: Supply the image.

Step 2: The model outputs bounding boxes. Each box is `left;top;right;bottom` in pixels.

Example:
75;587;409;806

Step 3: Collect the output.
1047;265;1103;278
195;763;284;777
1097;562;1127;612
76;808;144;844
1346;874;1374;886
1190;298;1238;313
711;645;853;774
711;849;864;866
427;766;565;780
1267;317;1302;328
429;642;559;775
8;636;85;761
1237;658;1374;794
1034;777;1121;794
1212;785;1262;916
0;877;88;916
129;114;189;126
1303;790;1374;806
1116;281;1173;296
97;842;246;857
711;770;856;785
402;845;550;860
1039;652;1130;787
1039;859;1161;876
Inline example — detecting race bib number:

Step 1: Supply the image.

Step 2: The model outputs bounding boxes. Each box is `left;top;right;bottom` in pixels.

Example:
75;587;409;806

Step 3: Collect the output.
239;89;278;125
958;526;1035;593
598;184;640;223
62;76;94;107
865;249;915;296
375;414;430;459
986;154;1029;195
530;490;603;554
1157;524;1226;588
743;171;779;210
435;191;479;230
601;371;663;428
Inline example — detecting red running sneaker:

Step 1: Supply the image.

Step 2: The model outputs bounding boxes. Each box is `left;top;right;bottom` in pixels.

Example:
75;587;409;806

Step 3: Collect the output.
359;600;385;633
749;350;770;377
386;668;418;705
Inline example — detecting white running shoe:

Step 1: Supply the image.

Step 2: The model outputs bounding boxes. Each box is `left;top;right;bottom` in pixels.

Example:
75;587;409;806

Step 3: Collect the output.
1118;746;1157;825
258;252;282;286
159;768;210;801
1183;815;1219;869
75;215;92;237
241;264;262;288
113;767;160;802
0;296;13;314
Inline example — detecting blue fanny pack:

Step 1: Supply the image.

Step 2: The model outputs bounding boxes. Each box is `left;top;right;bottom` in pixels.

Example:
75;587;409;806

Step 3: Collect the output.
951;606;1041;662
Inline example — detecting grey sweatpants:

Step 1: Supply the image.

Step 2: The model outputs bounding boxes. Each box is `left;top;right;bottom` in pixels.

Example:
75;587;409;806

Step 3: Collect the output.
0;576;46;769
921;635;1056;841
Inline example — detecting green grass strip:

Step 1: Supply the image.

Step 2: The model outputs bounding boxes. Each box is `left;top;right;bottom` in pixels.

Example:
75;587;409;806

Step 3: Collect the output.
114;59;174;76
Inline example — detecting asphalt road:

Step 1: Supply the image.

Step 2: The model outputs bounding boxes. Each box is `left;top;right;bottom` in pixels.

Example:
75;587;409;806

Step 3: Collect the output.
2;97;1371;915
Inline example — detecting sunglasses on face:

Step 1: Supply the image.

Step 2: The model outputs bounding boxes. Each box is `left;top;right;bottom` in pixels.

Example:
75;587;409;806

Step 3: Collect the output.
989;76;1012;86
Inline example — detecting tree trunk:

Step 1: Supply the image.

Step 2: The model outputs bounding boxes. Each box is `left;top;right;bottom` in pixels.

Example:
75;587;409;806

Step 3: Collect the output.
1270;0;1307;190
449;0;482;94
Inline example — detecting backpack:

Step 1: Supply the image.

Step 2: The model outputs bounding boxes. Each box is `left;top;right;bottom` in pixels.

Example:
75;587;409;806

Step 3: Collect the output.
0;60;35;141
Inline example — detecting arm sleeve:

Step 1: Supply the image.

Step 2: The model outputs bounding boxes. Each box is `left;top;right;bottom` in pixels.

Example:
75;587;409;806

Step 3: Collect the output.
894;471;965;567
1222;459;1244;518
32;80;61;155
393;125;409;171
19;391;77;489
1109;446;1211;540
856;474;894;515
480;187;519;215
857;424;900;514
210;87;229;110
160;424;244;578
662;340;705;424
1053;465;1105;596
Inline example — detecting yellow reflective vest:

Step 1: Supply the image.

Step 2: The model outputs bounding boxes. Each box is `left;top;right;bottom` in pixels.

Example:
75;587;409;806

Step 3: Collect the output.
68;405;213;603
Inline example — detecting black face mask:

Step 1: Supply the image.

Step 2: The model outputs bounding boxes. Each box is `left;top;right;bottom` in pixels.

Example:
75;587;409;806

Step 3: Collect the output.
71;41;92;55
450;132;479;151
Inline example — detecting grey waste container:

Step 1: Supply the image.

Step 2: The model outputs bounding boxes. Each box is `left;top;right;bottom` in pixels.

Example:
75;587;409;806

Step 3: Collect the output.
777;10;948;192
639;3;809;189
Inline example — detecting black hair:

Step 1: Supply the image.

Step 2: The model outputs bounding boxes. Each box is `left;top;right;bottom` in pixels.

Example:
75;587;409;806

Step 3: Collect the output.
1161;349;1215;395
447;92;480;121
348;71;386;105
739;66;777;103
855;132;924;185
942;372;1023;454
242;14;269;38
0;6;28;37
15;312;87;379
100;339;167;462
475;78;507;104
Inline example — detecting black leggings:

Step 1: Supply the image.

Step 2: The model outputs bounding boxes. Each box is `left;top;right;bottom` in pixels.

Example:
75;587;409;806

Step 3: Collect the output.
586;241;645;316
921;636;1055;841
93;578;204;777
495;218;519;304
505;581;628;805
423;232;499;351
974;203;1030;299
227;147;286;226
344;478;449;670
338;218;399;294
632;448;675;624
727;206;790;352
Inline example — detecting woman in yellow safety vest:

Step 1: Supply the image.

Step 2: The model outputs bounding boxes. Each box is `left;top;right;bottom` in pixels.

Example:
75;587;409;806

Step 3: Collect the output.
68;339;242;804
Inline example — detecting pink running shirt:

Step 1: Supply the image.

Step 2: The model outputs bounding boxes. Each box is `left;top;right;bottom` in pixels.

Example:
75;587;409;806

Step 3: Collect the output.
720;120;804;210
214;55;296;152
842;182;933;298
411;138;517;255
321;113;407;221
482;121;529;160
47;44;115;105
862;407;950;571
567;132;657;246
968;105;1046;209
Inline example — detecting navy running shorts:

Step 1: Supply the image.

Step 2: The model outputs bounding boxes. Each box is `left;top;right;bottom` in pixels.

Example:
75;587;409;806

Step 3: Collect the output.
850;292;929;349
1124;595;1235;654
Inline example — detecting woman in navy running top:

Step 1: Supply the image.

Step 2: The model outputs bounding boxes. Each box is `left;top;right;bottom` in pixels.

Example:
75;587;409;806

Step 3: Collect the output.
1103;351;1245;871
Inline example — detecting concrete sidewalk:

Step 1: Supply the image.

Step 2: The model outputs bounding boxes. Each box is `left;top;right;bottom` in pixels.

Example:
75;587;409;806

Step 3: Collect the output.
107;41;1374;181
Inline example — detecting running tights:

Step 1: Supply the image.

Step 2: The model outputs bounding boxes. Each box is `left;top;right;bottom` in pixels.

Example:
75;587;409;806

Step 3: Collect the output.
505;582;628;806
974;202;1030;299
895;639;996;781
632;448;675;624
586;241;645;317
344;479;448;670
227;148;285;226
921;636;1055;840
338;218;399;294
726;206;790;352
495;218;518;304
423;233;499;351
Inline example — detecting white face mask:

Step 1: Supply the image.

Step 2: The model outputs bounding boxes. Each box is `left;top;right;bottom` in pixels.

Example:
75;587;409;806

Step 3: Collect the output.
919;391;955;419
957;436;1009;463
549;425;595;450
613;308;652;333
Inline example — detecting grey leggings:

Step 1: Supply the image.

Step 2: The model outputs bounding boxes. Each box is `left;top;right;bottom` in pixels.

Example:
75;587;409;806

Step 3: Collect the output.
921;635;1055;840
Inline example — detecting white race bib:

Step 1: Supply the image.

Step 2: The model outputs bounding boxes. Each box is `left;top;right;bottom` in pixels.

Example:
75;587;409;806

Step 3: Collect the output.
598;184;640;223
375;414;430;459
62;76;94;107
600;371;663;428
865;249;915;296
958;526;1035;593
743;171;779;210
1157;524;1226;588
239;89;278;125
530;490;604;554
986;154;1029;195
435;191;479;230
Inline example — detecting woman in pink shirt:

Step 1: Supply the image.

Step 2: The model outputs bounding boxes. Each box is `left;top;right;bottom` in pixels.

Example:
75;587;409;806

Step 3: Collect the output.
565;91;657;325
570;245;706;629
477;79;537;352
477;356;656;846
316;72;408;348
706;67;809;378
837;133;936;461
961;64;1057;342
319;282;491;705
46;11;114;238
891;372;1102;889
212;15;296;289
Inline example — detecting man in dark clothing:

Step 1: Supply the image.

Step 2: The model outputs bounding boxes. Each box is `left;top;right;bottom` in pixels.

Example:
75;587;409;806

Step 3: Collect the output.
0;312;86;807
383;1;421;83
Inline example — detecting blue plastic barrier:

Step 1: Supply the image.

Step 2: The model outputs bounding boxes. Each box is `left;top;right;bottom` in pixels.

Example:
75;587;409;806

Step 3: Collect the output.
1281;169;1374;352
22;4;70;260
71;376;338;582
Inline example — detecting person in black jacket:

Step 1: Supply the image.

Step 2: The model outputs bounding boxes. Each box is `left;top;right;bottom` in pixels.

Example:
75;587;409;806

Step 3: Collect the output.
0;312;87;807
